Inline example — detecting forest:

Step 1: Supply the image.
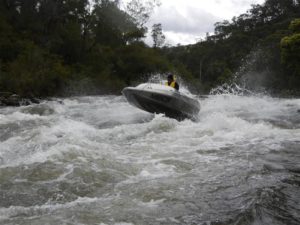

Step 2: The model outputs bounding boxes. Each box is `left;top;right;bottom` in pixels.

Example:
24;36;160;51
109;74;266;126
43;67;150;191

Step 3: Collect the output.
163;0;300;95
0;0;299;98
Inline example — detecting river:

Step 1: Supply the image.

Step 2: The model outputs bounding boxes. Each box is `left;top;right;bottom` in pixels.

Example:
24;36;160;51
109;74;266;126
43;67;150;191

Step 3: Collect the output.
0;94;299;225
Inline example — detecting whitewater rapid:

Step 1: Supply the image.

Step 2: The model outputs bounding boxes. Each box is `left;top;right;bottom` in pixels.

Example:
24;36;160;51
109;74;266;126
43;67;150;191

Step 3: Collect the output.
0;94;299;225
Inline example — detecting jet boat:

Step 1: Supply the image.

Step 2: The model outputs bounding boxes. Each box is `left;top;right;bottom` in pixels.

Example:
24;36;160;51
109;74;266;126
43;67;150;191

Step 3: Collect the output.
122;83;200;120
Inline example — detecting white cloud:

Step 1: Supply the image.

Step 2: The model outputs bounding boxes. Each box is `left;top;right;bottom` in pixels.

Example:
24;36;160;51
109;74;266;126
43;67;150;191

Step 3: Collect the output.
123;0;266;45
164;32;203;46
150;5;220;34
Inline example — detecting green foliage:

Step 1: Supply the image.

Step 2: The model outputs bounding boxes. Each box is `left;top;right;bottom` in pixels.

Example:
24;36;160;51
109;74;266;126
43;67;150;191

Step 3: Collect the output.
281;34;300;67
114;43;171;84
163;0;300;94
0;0;175;97
281;18;300;89
289;18;300;33
1;0;299;97
0;16;21;62
4;42;70;97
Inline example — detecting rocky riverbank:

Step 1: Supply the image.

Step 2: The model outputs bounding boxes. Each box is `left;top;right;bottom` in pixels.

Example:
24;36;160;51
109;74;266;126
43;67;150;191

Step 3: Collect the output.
0;92;40;106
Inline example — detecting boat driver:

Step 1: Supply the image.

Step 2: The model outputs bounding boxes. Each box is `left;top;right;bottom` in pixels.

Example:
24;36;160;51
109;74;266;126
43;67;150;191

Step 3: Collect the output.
166;74;179;91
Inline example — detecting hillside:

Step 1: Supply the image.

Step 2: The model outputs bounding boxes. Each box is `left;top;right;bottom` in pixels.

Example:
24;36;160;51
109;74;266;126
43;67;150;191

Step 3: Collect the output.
0;0;299;98
163;0;300;95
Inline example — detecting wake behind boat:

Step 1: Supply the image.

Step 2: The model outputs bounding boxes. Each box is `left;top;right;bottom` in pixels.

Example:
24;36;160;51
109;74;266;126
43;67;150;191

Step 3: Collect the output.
122;83;200;120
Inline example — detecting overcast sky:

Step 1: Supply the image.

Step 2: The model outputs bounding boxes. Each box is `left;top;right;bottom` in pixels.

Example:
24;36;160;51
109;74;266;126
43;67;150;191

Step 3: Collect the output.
132;0;265;46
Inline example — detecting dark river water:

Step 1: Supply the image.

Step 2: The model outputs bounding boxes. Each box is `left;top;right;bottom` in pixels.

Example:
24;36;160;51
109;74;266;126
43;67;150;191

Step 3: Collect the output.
0;94;299;225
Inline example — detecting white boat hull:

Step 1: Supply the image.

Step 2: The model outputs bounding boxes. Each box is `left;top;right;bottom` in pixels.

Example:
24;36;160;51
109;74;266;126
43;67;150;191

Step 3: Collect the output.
122;83;200;120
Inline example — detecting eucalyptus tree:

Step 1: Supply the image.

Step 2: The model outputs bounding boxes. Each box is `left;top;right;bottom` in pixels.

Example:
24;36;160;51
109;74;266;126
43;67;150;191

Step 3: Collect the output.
281;18;300;89
151;23;165;48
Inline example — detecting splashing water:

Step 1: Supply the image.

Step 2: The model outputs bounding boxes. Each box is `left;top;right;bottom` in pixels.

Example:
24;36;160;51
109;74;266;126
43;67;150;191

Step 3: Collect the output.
208;47;277;98
0;93;300;225
210;83;254;96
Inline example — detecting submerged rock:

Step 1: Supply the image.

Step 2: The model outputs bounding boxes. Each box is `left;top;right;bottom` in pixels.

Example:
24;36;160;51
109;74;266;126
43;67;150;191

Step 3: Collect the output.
21;104;55;116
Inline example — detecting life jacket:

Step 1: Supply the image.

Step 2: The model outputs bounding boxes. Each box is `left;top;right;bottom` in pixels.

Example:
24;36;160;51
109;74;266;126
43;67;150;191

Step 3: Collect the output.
165;81;176;88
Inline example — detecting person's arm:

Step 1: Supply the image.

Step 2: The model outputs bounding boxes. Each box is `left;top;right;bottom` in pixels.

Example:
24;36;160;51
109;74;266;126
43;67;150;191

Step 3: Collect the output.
175;82;179;91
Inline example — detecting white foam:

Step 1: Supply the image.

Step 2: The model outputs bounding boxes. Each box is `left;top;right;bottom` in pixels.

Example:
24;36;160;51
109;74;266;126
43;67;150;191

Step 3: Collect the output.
0;94;299;224
0;197;100;220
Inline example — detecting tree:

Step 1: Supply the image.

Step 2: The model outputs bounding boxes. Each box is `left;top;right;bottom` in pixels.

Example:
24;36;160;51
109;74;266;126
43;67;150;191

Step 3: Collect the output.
126;0;160;28
281;18;300;89
161;0;300;93
5;42;70;97
151;23;165;48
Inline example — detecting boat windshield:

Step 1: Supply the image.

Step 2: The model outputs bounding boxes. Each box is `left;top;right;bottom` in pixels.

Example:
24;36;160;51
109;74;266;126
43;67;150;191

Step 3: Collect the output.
147;74;167;85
